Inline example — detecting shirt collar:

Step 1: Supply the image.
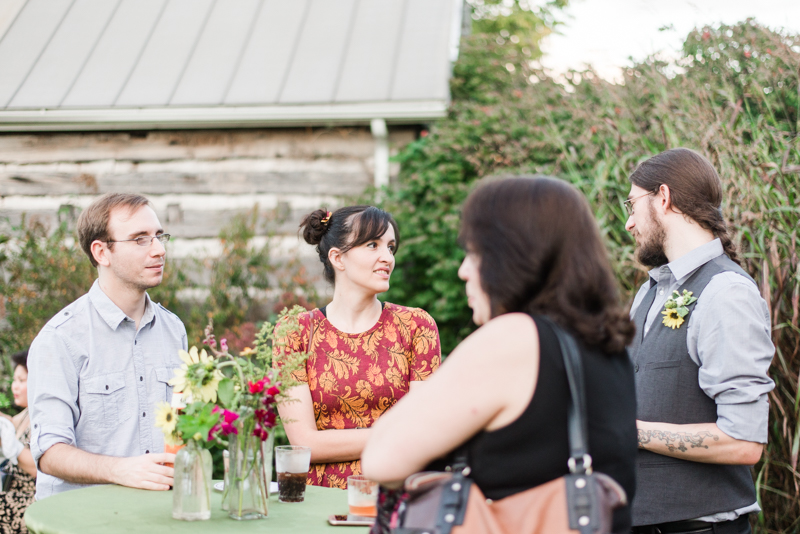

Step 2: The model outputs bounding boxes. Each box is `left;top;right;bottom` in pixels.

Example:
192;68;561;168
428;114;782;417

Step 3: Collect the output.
88;280;156;331
647;238;724;285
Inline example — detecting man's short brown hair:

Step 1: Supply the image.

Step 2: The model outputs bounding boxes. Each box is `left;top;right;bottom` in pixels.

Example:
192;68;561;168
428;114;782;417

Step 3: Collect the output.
77;193;151;267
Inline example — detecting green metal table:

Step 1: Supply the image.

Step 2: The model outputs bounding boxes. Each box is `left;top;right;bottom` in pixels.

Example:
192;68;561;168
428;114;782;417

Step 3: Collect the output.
25;483;370;534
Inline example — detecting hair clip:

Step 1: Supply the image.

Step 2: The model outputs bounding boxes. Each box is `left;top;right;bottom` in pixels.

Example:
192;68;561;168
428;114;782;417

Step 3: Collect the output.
321;211;332;225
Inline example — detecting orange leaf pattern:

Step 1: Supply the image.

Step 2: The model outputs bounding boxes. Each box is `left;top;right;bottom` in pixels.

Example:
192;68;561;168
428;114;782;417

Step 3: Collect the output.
272;303;441;489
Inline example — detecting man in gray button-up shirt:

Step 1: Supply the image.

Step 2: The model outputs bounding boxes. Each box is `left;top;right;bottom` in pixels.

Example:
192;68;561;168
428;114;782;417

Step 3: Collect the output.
625;149;774;533
28;193;186;499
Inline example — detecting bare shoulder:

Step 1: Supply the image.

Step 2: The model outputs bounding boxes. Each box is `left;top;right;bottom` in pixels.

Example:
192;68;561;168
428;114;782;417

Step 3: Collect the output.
450;313;538;365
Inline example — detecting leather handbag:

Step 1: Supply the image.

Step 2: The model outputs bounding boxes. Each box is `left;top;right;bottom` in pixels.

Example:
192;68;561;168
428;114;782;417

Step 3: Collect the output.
376;317;627;534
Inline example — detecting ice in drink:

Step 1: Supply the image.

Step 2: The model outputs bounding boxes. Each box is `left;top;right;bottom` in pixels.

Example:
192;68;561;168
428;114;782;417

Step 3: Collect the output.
275;446;311;503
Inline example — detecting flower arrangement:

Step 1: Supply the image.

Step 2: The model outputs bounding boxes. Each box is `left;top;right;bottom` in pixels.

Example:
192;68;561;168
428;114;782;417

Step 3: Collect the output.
661;289;698;329
155;306;309;520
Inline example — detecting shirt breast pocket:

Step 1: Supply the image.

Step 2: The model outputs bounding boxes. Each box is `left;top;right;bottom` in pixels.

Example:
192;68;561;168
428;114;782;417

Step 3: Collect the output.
155;367;177;403
83;372;131;428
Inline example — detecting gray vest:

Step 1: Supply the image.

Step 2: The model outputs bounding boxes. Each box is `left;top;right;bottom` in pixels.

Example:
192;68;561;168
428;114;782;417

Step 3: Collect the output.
630;255;757;526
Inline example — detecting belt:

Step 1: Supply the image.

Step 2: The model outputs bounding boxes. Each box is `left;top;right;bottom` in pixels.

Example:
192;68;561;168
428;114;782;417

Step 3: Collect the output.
654;519;713;533
634;514;749;534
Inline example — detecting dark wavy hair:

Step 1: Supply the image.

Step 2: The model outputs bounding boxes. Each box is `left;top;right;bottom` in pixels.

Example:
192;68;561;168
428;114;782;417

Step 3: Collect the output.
300;205;399;285
460;176;634;354
629;148;739;264
11;349;28;371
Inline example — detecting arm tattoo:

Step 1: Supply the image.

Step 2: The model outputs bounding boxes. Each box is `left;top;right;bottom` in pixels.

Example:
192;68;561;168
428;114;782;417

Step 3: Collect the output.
638;429;720;453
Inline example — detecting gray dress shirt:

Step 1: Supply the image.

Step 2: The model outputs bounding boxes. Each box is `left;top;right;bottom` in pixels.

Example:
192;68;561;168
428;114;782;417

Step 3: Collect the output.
630;239;775;521
28;280;187;499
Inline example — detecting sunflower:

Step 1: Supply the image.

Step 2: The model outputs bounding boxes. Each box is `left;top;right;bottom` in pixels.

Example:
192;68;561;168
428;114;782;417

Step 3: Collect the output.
169;347;224;403
155;401;178;434
661;308;685;329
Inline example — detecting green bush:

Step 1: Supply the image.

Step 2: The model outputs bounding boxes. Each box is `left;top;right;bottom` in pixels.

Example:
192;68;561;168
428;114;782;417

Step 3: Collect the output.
384;18;799;533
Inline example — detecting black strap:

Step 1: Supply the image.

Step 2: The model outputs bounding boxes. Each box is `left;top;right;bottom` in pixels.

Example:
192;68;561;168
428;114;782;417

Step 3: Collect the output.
538;316;590;470
538;316;600;534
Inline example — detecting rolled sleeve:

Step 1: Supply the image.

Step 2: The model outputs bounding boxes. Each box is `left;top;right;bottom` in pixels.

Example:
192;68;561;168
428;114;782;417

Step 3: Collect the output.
689;273;775;443
28;327;81;465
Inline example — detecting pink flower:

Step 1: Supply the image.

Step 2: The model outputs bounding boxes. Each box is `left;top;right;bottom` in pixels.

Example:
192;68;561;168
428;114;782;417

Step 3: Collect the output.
220;338;228;352
212;406;239;436
266;385;279;397
221;409;239;424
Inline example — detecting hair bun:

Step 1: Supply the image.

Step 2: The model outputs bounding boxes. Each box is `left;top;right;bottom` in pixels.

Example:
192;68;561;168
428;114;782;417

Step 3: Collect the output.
300;208;331;245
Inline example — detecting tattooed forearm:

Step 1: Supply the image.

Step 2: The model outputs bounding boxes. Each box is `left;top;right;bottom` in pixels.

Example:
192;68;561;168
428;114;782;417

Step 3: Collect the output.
638;429;720;453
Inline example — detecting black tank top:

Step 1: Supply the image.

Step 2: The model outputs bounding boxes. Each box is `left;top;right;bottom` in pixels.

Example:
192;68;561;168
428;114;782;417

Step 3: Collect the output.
464;316;637;533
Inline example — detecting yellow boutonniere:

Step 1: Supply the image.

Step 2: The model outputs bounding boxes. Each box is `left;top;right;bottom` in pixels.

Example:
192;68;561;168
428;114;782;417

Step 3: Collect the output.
661;289;698;329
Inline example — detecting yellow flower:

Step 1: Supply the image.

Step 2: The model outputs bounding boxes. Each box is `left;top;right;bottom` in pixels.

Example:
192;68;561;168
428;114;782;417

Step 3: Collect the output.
164;430;183;447
169;347;223;402
168;367;188;394
154;401;178;434
239;347;257;356
661;309;685;329
196;368;224;403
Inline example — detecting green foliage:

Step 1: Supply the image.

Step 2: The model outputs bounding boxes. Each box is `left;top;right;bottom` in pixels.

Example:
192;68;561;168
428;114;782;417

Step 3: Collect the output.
175;402;219;445
0;212;96;355
191;207;272;339
452;1;563;103
385;17;800;533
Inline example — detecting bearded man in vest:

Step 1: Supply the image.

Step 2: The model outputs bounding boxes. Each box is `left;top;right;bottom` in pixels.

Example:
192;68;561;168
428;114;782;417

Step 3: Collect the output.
625;148;774;534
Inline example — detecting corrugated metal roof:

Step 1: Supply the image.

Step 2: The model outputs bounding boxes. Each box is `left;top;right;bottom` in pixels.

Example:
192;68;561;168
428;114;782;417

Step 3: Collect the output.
0;0;460;130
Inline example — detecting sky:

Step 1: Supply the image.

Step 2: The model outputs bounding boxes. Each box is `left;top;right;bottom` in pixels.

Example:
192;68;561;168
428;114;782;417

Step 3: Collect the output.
538;0;800;82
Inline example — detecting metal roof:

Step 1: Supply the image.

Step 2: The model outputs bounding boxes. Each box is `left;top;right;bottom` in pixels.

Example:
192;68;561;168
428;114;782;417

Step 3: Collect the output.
0;0;461;131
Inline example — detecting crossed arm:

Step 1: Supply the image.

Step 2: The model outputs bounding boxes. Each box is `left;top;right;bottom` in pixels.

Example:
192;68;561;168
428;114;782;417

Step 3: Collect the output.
636;420;763;465
278;381;426;464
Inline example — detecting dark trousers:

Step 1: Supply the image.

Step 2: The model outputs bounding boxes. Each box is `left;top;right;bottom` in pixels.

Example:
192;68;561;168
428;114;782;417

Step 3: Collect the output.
632;514;751;534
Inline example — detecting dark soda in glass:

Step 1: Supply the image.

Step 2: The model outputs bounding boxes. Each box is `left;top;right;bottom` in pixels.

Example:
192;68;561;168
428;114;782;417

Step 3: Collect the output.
278;472;307;502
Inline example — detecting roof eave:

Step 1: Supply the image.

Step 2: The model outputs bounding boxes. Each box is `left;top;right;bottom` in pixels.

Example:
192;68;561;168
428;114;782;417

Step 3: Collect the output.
0;100;448;132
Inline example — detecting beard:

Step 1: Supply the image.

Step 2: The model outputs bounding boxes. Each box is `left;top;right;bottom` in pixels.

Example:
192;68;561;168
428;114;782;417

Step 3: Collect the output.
634;206;669;268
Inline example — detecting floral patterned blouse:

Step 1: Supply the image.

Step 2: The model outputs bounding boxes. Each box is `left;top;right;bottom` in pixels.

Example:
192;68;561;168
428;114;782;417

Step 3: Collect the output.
274;302;441;489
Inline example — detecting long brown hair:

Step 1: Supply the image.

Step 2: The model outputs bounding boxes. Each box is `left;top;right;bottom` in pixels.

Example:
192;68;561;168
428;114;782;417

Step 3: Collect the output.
460;176;634;354
629;148;739;264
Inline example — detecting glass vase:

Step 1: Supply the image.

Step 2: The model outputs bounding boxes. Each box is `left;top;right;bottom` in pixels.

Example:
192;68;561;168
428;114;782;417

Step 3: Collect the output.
172;440;212;521
226;426;271;520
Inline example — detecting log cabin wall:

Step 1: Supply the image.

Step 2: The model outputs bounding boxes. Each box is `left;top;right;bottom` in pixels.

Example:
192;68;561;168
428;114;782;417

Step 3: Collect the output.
0;126;417;298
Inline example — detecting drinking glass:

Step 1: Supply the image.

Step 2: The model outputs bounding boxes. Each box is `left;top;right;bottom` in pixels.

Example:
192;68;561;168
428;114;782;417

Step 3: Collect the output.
347;475;378;517
275;445;311;503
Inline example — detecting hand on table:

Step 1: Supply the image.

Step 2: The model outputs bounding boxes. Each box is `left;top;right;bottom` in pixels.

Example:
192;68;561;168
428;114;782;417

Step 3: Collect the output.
111;453;175;490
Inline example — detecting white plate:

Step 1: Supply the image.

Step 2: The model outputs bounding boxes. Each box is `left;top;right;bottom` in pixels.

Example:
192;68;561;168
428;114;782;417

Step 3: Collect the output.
214;481;279;494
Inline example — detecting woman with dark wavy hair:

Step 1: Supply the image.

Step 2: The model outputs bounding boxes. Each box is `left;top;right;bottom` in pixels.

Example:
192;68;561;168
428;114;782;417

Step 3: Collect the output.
273;206;441;489
362;176;638;532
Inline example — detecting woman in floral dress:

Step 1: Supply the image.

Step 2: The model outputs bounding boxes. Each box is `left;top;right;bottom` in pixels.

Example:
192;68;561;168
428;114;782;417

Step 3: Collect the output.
0;351;36;534
274;206;441;488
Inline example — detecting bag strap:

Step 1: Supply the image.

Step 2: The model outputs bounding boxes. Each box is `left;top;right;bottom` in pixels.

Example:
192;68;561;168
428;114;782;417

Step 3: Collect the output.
538;316;591;472
537;316;601;534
